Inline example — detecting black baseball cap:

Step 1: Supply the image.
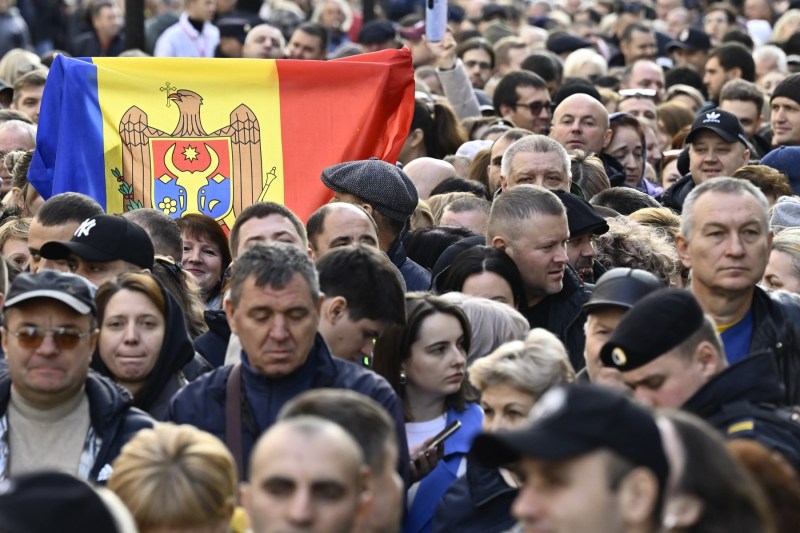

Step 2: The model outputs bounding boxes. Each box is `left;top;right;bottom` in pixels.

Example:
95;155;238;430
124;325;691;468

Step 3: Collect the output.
600;288;705;371
666;28;711;52
471;385;670;491
40;215;154;270
685;108;748;147
4;270;96;316
583;268;665;314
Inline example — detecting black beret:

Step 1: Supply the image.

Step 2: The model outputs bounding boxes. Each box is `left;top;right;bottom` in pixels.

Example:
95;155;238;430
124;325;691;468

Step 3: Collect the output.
358;20;397;44
553;190;609;238
600;288;705;371
321;158;419;222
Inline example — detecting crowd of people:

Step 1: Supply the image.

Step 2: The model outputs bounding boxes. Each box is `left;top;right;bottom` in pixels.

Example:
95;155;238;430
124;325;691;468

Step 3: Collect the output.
5;0;800;531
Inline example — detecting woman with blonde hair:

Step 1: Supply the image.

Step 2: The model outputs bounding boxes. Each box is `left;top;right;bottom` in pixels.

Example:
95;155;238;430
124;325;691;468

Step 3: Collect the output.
108;423;238;533
432;328;574;533
0;215;31;272
763;227;800;294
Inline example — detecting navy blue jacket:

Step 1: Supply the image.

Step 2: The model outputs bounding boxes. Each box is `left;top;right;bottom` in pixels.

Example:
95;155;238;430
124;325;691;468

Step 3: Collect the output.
0;371;154;483
169;334;409;479
193;309;231;368
432;460;517;533
388;236;431;292
683;352;800;470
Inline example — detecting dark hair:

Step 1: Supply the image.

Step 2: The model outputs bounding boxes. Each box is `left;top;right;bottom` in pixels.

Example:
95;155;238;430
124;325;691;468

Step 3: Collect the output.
520;51;563;85
94;272;196;412
664;66;705;93
429;176;486;198
176;213;232;300
456;37;495;68
620;22;652;43
403;225;477;271
229;202;307;258
436;245;525;309
87;0;115;22
34;192;104;227
590;186;661;215
122;209;183;261
721;29;754;51
279;389;397;473
373;293;472;416
316;245;405;325
295;22;328;50
151;256;207;337
410;98;467;160
493;70;547;111
704;2;737;24
709;43;756;82
720;79;765;112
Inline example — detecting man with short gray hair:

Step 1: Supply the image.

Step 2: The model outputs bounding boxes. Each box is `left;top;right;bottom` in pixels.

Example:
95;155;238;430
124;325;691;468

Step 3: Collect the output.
487;184;591;369
499;134;572;192
677;176;800;403
169;241;408;480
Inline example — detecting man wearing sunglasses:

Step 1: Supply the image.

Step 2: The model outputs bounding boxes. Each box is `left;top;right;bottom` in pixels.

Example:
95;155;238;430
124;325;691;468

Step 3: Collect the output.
0;270;153;482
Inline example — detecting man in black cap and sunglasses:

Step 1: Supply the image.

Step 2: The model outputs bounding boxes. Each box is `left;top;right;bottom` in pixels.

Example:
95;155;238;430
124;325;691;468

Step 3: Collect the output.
0;270;153;482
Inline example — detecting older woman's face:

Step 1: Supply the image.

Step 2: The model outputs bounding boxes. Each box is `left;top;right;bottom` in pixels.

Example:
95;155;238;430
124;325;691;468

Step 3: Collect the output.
98;289;165;394
480;382;536;432
606;125;644;187
763;249;800;293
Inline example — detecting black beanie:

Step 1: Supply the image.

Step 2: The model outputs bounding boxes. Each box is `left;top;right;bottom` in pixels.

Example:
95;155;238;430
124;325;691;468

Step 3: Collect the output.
771;73;800;105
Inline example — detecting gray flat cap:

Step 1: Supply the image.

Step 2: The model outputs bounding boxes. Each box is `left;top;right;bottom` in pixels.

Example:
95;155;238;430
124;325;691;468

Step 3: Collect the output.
321;158;419;222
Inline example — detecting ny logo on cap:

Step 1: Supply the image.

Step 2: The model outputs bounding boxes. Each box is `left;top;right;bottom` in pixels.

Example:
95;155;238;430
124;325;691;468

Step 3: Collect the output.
704;111;721;124
74;218;97;238
679;28;689;41
530;387;567;421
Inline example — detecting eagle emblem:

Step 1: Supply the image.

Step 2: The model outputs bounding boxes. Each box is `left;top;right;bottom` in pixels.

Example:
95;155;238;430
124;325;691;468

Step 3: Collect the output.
119;89;274;224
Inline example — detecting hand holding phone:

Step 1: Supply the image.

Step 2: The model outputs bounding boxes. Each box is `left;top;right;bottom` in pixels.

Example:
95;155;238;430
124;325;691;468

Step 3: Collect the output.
409;420;462;483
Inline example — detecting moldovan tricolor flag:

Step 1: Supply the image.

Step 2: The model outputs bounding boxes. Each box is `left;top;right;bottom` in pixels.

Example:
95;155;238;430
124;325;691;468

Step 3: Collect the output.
29;49;414;225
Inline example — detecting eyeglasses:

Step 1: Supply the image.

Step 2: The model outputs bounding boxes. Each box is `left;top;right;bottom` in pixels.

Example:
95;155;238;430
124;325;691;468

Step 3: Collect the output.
515;101;552;115
7;326;90;350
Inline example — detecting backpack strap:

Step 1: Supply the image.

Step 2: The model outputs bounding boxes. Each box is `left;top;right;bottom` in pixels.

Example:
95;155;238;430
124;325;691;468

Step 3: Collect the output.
225;363;244;482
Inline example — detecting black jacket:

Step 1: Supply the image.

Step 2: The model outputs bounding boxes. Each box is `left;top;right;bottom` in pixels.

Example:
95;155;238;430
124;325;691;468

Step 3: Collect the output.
194;309;231;368
749;286;800;405
520;266;591;370
683;352;800;470
598;152;626;188
0;371;154;482
661;174;695;213
388;234;431;292
432;461;517;533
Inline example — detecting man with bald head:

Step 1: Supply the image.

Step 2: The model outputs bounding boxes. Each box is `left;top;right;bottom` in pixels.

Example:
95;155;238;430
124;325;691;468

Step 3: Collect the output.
306;202;379;259
550;94;612;155
620;59;666;102
242;23;285;58
243;416;371;533
549;94;625;187
402;157;457;200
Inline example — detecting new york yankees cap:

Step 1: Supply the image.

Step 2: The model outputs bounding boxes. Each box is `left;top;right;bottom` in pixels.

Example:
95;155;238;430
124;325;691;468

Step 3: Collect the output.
40;215;155;270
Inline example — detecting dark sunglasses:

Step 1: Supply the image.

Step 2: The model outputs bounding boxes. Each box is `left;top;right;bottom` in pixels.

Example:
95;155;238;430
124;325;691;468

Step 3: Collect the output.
7;326;89;350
